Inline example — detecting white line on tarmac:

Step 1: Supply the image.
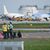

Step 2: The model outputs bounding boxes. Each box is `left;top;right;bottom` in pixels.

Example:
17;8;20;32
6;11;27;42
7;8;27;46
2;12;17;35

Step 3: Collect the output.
13;28;50;31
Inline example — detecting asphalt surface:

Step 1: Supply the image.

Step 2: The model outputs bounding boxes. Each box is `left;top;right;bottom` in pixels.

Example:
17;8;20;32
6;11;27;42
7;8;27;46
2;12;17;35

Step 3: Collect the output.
22;32;50;38
14;28;50;31
0;28;50;38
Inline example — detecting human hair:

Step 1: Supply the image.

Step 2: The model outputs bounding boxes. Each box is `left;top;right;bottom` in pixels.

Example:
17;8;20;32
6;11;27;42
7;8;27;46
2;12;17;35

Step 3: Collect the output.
3;23;6;25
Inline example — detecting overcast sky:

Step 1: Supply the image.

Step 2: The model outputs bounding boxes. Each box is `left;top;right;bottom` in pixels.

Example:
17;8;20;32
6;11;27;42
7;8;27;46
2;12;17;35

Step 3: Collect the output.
0;0;50;15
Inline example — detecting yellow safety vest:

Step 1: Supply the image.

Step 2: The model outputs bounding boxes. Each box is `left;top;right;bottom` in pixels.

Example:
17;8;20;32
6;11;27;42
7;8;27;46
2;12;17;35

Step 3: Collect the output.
2;25;7;32
7;25;9;30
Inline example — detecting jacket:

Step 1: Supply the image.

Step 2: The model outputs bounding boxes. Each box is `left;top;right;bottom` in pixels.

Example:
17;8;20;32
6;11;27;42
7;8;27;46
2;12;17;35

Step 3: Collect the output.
2;25;7;32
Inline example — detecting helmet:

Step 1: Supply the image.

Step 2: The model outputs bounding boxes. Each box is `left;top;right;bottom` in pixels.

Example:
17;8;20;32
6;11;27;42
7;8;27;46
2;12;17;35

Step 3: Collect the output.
4;22;6;25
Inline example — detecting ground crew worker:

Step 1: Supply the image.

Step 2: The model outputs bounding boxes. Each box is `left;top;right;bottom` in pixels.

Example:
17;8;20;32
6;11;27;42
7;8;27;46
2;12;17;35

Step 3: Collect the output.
7;24;10;38
9;22;13;38
2;23;8;39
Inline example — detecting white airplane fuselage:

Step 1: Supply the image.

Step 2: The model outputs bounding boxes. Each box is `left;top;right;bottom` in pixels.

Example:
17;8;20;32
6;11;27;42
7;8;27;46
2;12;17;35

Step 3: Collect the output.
5;13;24;18
4;5;24;18
4;5;50;21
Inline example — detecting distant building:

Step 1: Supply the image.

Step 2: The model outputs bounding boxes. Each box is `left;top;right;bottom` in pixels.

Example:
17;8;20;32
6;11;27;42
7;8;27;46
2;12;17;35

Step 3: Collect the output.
18;5;38;17
44;6;50;13
19;5;50;17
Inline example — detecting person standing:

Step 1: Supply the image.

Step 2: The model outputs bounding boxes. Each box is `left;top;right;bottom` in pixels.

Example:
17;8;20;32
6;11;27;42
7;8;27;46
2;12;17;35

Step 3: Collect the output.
9;22;13;39
2;23;8;39
7;24;10;38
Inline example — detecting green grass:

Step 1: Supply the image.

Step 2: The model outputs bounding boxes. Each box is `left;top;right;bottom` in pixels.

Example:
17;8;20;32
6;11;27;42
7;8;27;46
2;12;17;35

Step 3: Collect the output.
0;38;50;50
0;23;50;33
0;23;50;50
0;23;50;28
24;39;50;50
13;23;50;28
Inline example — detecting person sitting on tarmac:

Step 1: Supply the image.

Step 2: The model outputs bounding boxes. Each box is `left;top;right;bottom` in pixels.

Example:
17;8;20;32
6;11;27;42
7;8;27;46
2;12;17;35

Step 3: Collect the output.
17;30;22;38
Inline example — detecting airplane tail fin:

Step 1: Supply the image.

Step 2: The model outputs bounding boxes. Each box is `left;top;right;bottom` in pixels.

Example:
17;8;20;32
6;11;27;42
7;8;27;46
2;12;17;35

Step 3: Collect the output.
4;5;8;14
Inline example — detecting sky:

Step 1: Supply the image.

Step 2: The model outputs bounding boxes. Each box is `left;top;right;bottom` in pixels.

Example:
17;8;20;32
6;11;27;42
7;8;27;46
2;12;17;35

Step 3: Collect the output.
0;0;50;15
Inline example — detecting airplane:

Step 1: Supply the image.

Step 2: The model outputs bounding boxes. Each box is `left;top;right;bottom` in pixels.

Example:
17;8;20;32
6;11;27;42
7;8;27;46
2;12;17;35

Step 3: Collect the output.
4;5;24;19
32;12;50;21
4;5;50;21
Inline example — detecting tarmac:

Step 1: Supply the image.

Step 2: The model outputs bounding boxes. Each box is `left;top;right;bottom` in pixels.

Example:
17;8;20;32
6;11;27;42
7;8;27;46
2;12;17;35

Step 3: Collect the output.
13;28;50;39
0;28;50;38
22;32;50;38
13;28;50;31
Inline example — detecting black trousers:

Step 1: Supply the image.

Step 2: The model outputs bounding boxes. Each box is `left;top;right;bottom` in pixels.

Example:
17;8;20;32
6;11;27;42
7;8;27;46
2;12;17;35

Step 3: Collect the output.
9;29;13;38
3;31;9;39
7;30;10;38
17;31;22;38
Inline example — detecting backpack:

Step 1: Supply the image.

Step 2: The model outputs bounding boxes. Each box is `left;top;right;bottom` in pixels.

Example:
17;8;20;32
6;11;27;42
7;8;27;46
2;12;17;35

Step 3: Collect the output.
0;32;4;39
17;31;22;38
